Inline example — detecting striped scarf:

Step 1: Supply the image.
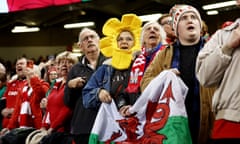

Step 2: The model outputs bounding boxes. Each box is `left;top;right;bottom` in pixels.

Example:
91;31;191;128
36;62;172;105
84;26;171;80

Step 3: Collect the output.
19;86;34;128
126;43;165;93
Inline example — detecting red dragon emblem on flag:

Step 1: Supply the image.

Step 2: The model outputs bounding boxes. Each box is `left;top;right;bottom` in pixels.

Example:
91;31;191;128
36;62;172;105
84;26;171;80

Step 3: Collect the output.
106;82;175;144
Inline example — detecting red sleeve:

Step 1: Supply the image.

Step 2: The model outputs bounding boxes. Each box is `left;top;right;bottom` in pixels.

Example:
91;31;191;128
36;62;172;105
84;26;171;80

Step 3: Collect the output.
30;77;50;129
2;81;14;100
30;76;50;103
50;106;72;130
42;111;50;129
7;93;21;129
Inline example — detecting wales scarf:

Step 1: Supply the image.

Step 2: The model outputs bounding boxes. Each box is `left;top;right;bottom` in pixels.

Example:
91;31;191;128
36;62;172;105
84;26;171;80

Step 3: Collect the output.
125;43;165;94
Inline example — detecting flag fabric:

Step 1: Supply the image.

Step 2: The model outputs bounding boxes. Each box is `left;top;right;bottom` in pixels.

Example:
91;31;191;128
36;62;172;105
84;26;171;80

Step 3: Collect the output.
0;0;81;13
89;70;192;144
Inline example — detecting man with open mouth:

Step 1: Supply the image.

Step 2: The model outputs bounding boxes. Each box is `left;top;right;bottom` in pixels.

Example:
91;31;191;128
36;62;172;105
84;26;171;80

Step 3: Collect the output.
140;4;215;144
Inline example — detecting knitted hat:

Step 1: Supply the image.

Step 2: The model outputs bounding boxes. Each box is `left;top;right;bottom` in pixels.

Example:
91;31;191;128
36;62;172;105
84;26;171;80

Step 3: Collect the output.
169;4;202;36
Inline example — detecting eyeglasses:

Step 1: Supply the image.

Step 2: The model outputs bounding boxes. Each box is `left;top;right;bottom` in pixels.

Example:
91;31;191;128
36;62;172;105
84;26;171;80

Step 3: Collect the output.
161;20;172;26
81;34;97;42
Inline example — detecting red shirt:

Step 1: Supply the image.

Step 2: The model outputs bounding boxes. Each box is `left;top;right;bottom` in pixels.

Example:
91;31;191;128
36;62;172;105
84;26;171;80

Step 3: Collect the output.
7;77;49;129
212;119;240;139
42;78;72;132
2;79;27;128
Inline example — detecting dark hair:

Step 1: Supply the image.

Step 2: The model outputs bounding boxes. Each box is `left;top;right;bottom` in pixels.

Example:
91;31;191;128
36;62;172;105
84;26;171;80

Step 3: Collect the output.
15;57;27;64
158;13;171;25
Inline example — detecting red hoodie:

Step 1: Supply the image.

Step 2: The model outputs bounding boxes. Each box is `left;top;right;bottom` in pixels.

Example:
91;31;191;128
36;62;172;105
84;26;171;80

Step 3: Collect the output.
42;78;72;132
2;79;27;128
7;77;49;129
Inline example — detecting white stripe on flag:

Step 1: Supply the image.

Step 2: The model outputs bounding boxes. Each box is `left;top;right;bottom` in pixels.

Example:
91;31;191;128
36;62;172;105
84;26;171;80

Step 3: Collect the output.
129;70;188;117
91;101;127;141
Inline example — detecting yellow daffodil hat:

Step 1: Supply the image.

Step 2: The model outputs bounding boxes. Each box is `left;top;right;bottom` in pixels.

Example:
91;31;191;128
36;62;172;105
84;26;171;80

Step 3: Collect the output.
100;13;142;69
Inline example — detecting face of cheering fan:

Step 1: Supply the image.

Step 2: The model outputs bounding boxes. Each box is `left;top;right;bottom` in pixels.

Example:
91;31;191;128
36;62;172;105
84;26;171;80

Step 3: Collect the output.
117;31;135;50
160;16;175;39
142;23;162;48
177;12;201;45
16;58;27;78
79;29;100;58
57;58;74;77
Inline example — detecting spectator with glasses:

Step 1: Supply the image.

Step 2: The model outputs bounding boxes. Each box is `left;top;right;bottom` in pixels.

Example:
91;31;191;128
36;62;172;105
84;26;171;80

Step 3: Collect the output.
158;13;176;44
64;28;107;144
82;14;142;117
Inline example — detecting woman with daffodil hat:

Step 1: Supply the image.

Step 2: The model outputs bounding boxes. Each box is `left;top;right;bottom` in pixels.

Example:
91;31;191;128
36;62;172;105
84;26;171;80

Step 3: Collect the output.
100;13;142;70
82;14;142;117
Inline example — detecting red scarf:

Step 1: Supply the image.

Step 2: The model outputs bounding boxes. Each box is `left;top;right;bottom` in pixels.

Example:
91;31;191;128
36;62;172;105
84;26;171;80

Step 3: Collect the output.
125;45;166;94
19;86;34;128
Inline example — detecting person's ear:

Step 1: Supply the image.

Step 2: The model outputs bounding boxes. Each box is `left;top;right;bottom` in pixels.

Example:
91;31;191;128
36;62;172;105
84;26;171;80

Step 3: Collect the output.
78;42;83;51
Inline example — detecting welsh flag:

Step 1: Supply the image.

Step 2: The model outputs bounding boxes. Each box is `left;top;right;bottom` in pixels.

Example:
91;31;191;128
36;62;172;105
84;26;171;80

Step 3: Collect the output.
0;0;88;13
90;70;192;144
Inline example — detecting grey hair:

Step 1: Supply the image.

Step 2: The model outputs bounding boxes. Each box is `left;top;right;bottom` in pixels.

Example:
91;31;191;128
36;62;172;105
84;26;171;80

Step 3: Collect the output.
78;28;100;45
55;51;79;65
0;63;6;74
140;21;167;47
33;65;41;77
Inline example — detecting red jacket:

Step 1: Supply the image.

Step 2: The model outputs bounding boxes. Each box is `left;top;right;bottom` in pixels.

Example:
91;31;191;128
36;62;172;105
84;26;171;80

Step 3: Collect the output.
2;79;27;128
42;78;72;132
7;77;49;129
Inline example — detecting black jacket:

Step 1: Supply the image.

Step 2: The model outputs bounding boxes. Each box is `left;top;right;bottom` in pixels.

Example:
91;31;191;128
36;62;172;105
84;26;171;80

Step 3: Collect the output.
64;53;106;134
